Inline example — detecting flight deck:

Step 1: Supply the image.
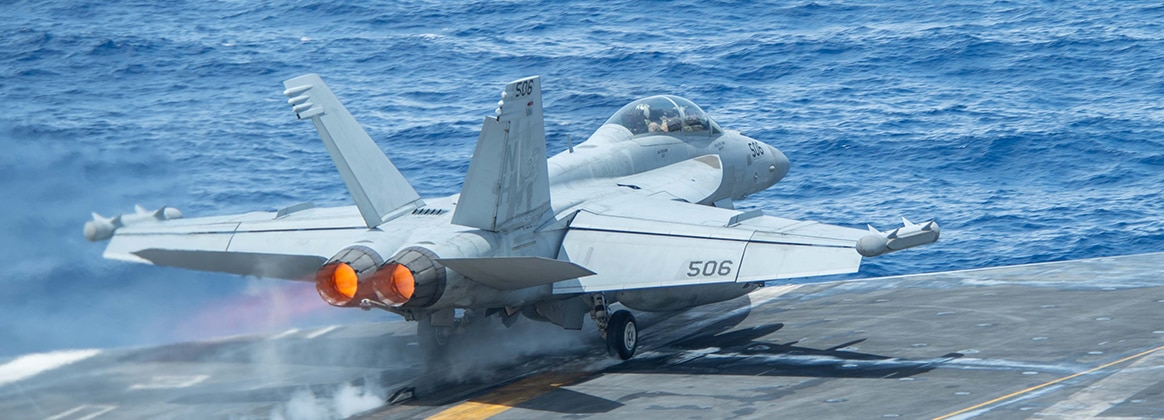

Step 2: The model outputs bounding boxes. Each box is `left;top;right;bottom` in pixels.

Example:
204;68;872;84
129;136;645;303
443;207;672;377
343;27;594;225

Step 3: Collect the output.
3;252;1162;419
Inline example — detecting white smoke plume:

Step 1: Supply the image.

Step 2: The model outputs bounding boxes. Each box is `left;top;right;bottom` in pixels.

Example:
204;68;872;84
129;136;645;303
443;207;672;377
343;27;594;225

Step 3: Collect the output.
270;382;385;420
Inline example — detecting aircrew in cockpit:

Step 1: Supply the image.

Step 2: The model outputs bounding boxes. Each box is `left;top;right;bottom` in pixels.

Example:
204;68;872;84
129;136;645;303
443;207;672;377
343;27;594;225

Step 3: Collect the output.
657;115;681;132
607;95;720;137
620;105;649;134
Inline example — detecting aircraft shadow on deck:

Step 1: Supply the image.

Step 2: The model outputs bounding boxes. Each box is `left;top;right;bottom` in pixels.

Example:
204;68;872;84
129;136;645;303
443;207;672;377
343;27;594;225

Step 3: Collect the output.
610;318;964;379
433;303;965;416
133;296;962;413
624;302;963;377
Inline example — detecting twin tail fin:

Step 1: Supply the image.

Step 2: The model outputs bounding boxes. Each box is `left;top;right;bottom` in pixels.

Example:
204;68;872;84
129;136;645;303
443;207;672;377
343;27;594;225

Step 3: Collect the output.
283;74;423;228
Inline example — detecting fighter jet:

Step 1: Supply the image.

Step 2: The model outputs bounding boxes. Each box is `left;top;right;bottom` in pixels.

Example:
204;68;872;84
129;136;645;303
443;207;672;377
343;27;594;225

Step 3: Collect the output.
84;75;939;360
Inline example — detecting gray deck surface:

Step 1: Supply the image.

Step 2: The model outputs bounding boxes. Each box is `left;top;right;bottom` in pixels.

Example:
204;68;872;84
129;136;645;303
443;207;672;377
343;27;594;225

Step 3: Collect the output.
3;252;1162;419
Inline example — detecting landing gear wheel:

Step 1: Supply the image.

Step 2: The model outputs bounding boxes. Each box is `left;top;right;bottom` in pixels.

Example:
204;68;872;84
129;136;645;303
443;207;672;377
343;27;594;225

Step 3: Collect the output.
417;317;452;366
605;310;637;360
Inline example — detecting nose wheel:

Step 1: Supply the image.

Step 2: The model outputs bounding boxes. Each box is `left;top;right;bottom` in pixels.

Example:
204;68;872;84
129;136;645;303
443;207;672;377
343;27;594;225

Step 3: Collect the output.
605;309;637;360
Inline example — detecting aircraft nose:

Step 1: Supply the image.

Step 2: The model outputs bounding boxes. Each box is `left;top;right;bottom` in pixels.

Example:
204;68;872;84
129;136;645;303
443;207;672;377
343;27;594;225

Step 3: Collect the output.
768;145;790;183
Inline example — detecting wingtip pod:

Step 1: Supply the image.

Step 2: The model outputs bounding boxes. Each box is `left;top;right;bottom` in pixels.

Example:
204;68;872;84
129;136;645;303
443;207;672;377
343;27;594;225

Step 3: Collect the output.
84;213;117;242
84;206;183;242
856;219;940;257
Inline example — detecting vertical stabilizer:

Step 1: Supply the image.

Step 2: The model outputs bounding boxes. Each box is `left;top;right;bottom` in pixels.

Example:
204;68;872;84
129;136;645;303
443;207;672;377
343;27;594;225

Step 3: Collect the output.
452;76;552;232
283;74;423;228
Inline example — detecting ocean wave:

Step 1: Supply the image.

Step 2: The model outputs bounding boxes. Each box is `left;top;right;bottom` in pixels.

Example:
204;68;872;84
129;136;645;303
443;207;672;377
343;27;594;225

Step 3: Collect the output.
1;0;1162;355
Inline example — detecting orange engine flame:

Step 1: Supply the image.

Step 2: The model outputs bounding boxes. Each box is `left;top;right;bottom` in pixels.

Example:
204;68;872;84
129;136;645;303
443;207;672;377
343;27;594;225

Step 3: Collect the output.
372;263;415;305
315;262;363;307
333;263;358;298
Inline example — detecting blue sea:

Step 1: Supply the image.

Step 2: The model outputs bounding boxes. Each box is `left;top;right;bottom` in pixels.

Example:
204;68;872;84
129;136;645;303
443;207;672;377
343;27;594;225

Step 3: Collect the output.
2;0;1162;357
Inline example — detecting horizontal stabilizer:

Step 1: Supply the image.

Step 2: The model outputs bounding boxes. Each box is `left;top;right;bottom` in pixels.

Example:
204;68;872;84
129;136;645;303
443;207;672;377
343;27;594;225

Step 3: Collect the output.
283;74;423;228
132;249;326;280
436;256;595;290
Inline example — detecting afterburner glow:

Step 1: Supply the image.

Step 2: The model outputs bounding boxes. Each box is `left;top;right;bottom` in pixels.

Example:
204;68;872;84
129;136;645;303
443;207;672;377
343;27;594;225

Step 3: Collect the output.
315;262;365;307
333;263;358;298
372;263;414;304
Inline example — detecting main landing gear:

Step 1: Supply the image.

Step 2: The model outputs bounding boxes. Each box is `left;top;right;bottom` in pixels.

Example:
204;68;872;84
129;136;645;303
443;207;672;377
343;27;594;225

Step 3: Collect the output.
417;316;451;351
591;293;637;360
416;308;483;366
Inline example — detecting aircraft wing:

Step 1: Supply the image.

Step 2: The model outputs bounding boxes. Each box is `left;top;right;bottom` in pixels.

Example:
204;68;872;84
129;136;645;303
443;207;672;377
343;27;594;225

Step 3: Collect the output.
554;197;937;293
88;74;431;282
97;205;371;281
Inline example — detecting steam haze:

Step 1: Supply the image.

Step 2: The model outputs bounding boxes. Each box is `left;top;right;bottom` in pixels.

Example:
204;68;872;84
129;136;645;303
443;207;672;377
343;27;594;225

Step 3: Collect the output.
0;125;372;356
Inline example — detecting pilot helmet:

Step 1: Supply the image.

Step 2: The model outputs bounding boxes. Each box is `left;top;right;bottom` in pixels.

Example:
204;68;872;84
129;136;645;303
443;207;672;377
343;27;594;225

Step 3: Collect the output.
635;103;650;119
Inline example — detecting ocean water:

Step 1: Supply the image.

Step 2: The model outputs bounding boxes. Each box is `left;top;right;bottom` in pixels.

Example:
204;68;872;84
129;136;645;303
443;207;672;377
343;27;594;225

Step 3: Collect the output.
2;0;1162;356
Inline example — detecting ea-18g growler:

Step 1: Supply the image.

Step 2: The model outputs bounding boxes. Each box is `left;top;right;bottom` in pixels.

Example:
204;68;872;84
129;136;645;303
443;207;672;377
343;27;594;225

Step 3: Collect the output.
85;75;939;360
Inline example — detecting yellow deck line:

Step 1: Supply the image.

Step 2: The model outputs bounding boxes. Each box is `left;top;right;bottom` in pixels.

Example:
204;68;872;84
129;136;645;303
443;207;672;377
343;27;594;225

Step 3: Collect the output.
426;285;801;419
426;372;591;420
933;343;1164;420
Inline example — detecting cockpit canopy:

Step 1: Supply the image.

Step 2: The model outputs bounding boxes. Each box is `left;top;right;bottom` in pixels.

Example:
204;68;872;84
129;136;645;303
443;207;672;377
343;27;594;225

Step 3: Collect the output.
605;95;722;136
